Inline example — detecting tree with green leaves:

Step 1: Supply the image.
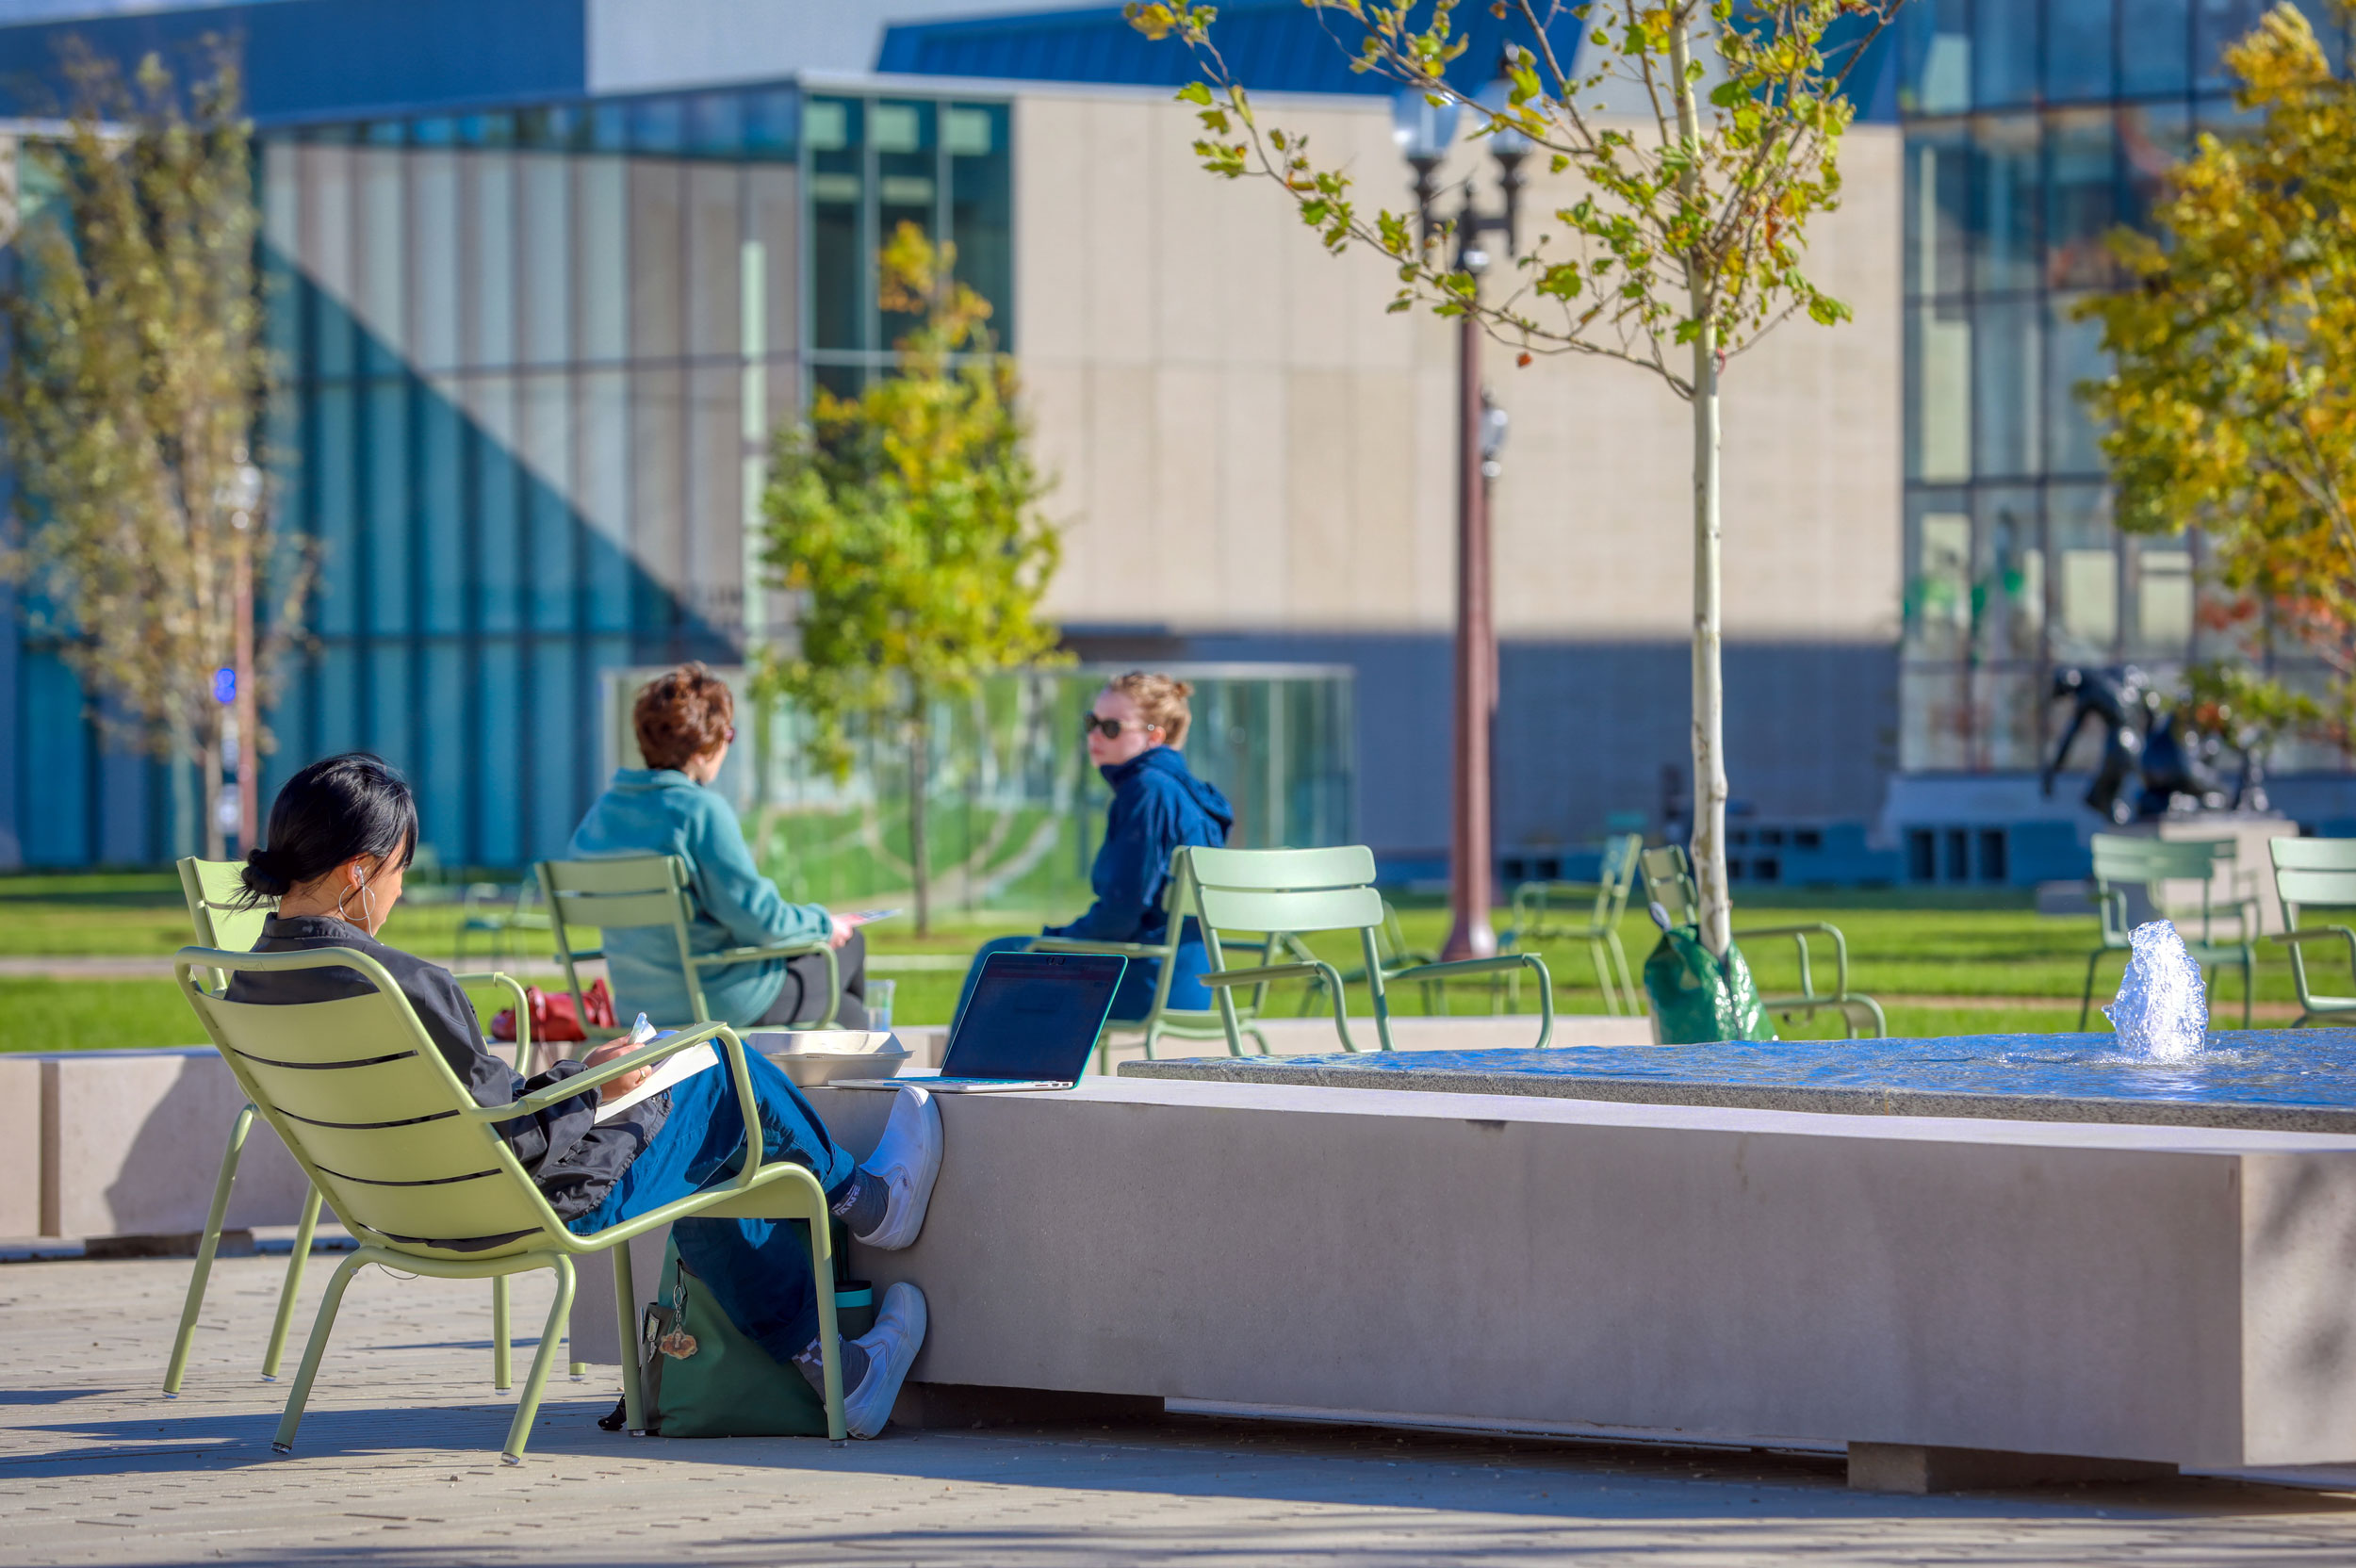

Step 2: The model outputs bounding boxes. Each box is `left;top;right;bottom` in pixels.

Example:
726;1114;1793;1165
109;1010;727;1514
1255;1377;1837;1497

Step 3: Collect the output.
759;223;1063;934
1127;0;1892;953
1;49;297;860
2079;2;2356;743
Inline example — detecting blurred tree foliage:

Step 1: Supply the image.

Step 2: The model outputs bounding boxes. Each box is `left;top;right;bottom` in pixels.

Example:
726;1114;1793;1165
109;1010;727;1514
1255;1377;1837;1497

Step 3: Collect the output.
2081;3;2356;743
758;223;1063;933
0;48;300;859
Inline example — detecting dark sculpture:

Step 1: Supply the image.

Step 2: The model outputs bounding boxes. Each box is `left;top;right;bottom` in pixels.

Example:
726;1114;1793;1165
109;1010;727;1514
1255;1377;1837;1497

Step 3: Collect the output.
2041;665;2267;822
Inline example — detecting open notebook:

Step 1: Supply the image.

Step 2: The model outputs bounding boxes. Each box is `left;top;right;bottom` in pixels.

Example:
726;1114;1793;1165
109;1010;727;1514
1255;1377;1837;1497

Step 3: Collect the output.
592;1037;715;1122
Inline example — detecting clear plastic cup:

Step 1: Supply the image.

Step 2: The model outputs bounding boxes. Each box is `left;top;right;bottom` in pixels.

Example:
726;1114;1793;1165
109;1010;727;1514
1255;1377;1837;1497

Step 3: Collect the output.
867;978;895;1031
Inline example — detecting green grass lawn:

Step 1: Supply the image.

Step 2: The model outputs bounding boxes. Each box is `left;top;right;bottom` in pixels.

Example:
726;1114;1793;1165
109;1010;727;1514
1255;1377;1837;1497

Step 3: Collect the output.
0;872;2301;1053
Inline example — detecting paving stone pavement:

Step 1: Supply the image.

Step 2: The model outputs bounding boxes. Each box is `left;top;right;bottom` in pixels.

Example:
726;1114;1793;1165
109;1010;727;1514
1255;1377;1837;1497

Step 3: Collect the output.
9;1254;2356;1566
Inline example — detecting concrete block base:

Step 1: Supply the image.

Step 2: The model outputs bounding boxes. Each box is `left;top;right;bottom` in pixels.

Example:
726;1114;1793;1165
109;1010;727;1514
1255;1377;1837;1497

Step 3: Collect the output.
891;1381;1165;1430
1847;1442;2179;1494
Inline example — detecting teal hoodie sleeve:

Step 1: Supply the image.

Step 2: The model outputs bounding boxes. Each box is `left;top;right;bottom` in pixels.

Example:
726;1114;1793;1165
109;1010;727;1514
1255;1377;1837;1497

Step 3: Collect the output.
684;792;833;948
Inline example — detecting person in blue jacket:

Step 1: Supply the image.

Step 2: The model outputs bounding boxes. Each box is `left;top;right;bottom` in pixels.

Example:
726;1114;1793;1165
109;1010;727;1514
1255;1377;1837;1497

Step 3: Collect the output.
955;672;1233;1027
570;663;871;1029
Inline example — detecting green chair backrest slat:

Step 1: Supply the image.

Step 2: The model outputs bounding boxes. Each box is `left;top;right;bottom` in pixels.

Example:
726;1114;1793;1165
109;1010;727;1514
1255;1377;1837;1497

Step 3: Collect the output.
1639;845;1698;925
179;947;560;1257
1189;844;1378;893
2277;867;2356;911
2272;838;2356;874
2089;834;2220;885
545;888;693;931
178;856;272;952
1194;883;1388;937
542;857;690;897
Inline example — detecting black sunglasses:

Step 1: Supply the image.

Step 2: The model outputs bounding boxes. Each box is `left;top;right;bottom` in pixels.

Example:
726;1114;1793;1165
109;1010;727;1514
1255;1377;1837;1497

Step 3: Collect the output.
1082;715;1151;740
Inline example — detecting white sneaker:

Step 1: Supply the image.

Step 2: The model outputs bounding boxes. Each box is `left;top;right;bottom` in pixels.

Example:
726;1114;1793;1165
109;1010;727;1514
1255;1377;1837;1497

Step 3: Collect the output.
843;1282;927;1439
853;1085;941;1250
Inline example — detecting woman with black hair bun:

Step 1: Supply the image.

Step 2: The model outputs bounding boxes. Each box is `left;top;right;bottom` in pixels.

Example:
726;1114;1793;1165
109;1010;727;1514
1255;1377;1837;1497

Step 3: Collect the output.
227;752;941;1439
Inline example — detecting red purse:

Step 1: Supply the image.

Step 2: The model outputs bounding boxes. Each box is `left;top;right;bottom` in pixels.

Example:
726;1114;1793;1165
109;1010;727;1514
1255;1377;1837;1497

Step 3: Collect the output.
490;977;617;1045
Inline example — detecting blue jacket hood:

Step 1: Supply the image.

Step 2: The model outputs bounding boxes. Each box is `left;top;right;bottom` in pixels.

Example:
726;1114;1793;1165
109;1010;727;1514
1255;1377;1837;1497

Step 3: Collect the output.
1103;745;1234;833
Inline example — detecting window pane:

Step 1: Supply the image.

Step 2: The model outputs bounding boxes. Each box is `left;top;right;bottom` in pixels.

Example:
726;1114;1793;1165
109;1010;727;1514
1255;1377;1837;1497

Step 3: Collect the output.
1976;485;2047;662
1906;499;1974;659
355;147;405;375
2119;0;2190;93
464;152;515;369
2048;485;2119;662
1906;300;1972;482
301;144;354;379
411;147;460;372
630;161;685;362
749;166;799;357
688;164;742;360
810;98;865;352
1906;124;1969;298
2045;108;2119;290
2130;539;2196;653
577;157;629;363
1973;298;2041;478
366;379;409;633
2046;291;2109;477
520;154;571;368
876;101;937;349
2119;102;2192;230
1901;0;1972;114
2045;0;2115;101
1970;114;2040;293
949;103;1014;347
1973;0;2041;107
2195;0;2272;90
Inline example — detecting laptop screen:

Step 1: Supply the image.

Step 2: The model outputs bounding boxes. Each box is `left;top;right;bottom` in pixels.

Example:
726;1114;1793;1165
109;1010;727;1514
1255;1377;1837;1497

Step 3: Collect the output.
941;952;1128;1081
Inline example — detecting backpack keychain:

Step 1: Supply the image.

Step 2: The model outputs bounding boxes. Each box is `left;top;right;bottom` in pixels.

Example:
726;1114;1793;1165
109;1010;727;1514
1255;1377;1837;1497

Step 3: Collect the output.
657;1269;697;1360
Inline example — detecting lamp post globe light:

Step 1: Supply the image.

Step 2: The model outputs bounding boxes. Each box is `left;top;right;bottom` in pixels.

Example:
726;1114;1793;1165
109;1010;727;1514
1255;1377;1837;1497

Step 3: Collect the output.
1393;74;1524;963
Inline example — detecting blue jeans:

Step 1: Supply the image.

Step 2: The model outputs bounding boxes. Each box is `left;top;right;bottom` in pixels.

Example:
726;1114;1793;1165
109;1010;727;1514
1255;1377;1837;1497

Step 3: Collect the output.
566;1047;856;1365
954;930;1211;1030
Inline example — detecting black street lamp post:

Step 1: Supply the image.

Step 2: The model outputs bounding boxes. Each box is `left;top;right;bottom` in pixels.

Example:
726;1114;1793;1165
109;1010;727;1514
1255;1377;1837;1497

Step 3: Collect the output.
1395;79;1527;963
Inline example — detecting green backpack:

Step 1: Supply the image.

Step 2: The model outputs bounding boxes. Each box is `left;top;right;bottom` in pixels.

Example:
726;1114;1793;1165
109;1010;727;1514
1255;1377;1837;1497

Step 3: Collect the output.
637;1232;873;1439
1641;903;1776;1045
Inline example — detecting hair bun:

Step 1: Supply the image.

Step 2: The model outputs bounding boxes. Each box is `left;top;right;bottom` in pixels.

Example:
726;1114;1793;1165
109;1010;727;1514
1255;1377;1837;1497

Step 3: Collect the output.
241;847;293;900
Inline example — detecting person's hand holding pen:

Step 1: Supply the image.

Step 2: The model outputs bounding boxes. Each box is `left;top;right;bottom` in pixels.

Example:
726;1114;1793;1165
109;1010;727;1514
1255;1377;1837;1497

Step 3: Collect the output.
582;1013;658;1103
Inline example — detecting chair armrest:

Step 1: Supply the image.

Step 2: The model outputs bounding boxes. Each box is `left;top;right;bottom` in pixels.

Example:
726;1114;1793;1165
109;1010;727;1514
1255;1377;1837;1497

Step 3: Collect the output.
1026;937;1169;957
1386;954;1556;1049
1731;921;1852;1001
2272;923;2356;959
694;940;830;967
1203;960;1336;989
483;1021;731;1119
450;971;532;1058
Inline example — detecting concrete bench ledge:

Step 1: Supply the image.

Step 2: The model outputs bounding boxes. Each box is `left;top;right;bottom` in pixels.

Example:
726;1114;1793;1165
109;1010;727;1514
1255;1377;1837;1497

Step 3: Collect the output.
761;1076;2356;1481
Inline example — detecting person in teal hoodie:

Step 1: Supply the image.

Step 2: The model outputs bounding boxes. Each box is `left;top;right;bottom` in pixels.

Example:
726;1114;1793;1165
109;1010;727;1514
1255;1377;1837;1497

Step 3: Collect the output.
570;663;870;1029
954;672;1233;1026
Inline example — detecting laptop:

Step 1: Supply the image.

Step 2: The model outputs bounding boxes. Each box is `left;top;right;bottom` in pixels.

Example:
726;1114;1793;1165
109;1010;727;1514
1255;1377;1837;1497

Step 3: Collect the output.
833;950;1127;1093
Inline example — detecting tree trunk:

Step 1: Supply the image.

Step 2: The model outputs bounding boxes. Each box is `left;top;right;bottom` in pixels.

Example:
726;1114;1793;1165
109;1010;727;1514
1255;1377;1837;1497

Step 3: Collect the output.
201;706;227;863
1672;15;1733;956
908;699;931;937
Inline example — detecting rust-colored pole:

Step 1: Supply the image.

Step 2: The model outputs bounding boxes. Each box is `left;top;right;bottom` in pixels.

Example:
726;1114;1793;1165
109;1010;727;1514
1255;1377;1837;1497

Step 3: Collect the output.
234;523;258;850
1442;258;1497;962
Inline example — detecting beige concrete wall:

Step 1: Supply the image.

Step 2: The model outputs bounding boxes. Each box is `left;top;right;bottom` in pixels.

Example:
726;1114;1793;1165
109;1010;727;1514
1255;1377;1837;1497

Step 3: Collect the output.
1013;89;1902;645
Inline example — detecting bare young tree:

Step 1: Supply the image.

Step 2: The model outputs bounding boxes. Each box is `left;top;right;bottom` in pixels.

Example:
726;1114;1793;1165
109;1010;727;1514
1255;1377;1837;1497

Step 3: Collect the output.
1129;0;1894;952
1;47;301;859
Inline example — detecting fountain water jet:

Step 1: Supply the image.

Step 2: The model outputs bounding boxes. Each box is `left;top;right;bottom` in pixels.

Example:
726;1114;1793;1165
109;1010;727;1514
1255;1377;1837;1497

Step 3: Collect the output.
2103;920;2209;1062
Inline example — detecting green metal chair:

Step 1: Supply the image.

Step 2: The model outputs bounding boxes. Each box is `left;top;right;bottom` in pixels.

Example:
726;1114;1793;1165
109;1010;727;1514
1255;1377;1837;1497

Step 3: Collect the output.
1293;896;1444;1018
539;855;839;1031
173;943;848;1462
1187;844;1555;1054
1028;846;1284;1069
1503;832;1645;1016
2270;837;2356;1027
164;858;530;1396
2080;833;2255;1030
1639;845;1886;1037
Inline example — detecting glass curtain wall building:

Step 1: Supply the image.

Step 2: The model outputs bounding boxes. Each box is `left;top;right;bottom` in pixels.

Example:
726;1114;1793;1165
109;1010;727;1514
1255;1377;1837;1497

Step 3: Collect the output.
1898;0;2353;779
237;85;1009;871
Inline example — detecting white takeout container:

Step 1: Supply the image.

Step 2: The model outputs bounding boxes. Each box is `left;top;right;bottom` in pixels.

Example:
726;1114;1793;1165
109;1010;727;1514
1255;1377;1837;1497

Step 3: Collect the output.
745;1028;910;1087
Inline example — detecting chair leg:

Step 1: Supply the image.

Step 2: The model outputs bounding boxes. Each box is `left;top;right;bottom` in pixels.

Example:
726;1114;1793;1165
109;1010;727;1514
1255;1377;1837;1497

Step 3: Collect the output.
2079;951;2105;1031
261;1184;324;1380
499;1257;574;1464
491;1275;513;1391
1588;938;1618;1016
166;1104;254;1396
271;1250;369;1455
1612;934;1641;1018
2241;953;2253;1030
614;1240;646;1434
804;1221;847;1446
